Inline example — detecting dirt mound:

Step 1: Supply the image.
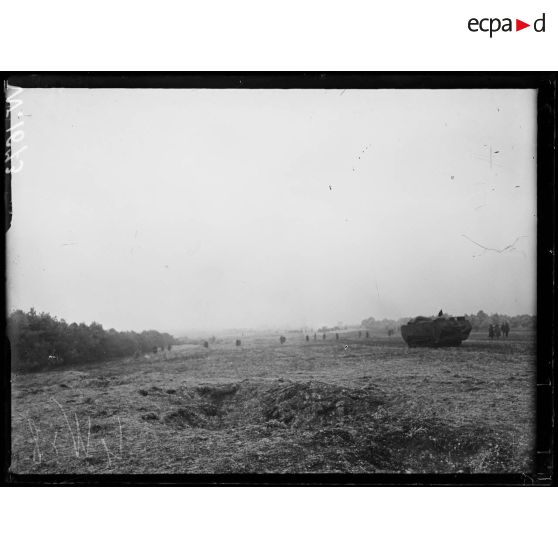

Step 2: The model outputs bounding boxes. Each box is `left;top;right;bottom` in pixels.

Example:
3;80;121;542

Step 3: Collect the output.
142;379;516;472
153;380;385;431
261;381;384;428
162;405;214;428
159;386;238;428
196;383;239;400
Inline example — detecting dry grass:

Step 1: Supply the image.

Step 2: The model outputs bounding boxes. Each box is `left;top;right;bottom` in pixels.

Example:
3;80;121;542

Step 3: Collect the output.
10;330;535;474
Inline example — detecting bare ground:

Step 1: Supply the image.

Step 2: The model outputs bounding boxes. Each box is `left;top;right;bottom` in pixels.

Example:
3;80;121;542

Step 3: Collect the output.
10;330;535;474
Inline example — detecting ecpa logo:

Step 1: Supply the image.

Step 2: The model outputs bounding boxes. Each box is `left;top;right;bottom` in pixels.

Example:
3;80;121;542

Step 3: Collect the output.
468;13;546;37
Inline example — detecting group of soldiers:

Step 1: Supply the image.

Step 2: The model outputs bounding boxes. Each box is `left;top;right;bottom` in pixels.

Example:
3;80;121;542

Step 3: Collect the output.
234;331;378;347
151;344;172;353
299;331;370;343
488;322;510;340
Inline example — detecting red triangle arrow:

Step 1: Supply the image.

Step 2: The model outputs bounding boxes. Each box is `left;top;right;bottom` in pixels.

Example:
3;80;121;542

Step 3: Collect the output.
516;19;530;31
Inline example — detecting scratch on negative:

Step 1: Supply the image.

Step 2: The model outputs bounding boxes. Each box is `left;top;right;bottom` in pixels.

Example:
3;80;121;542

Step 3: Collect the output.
462;234;527;255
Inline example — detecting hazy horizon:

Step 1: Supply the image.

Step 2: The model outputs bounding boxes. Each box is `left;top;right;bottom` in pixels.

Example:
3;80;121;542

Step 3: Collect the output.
7;306;537;339
7;88;537;333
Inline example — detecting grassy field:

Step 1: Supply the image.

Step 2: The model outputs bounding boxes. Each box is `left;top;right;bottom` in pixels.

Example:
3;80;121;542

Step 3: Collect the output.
10;330;536;475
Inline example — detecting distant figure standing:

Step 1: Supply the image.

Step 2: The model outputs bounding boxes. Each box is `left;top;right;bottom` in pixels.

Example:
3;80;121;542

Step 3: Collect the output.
306;335;309;342
366;331;369;338
313;333;317;341
48;353;59;367
236;339;241;347
279;336;286;345
167;344;172;351
322;333;326;340
494;324;501;339
502;322;510;338
203;341;209;348
488;325;494;340
336;333;339;340
438;309;443;317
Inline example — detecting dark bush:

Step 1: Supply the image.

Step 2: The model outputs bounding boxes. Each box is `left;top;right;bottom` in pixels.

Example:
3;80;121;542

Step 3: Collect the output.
8;308;177;372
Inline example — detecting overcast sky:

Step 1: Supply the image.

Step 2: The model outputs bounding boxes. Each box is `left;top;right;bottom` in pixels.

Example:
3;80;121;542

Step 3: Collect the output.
7;87;536;334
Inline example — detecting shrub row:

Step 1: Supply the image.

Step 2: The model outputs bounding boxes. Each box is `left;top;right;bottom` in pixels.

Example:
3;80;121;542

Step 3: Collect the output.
8;308;176;371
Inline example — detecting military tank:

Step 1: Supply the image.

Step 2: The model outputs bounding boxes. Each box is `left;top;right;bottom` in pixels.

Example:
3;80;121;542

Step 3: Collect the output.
401;311;472;347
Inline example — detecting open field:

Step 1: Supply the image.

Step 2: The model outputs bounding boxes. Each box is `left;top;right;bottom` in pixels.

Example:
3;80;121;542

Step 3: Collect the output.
10;330;535;474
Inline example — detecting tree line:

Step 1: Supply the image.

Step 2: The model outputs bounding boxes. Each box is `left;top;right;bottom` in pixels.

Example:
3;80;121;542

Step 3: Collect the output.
361;311;535;332
463;310;535;331
8;308;177;372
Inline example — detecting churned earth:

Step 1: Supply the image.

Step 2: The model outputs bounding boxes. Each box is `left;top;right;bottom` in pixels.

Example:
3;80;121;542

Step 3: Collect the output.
10;330;535;475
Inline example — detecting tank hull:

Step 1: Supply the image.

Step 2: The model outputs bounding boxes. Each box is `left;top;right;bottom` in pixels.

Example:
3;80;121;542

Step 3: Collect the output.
401;316;472;348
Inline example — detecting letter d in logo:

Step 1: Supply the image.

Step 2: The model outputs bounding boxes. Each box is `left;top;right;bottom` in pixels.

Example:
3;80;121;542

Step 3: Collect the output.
534;13;546;32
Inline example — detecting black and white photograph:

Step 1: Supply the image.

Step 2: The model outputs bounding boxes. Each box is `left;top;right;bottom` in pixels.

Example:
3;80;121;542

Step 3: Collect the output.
6;79;543;478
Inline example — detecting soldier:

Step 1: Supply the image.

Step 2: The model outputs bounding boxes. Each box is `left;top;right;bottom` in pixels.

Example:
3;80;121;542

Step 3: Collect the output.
306;335;309;342
494;324;501;339
488;324;494;340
